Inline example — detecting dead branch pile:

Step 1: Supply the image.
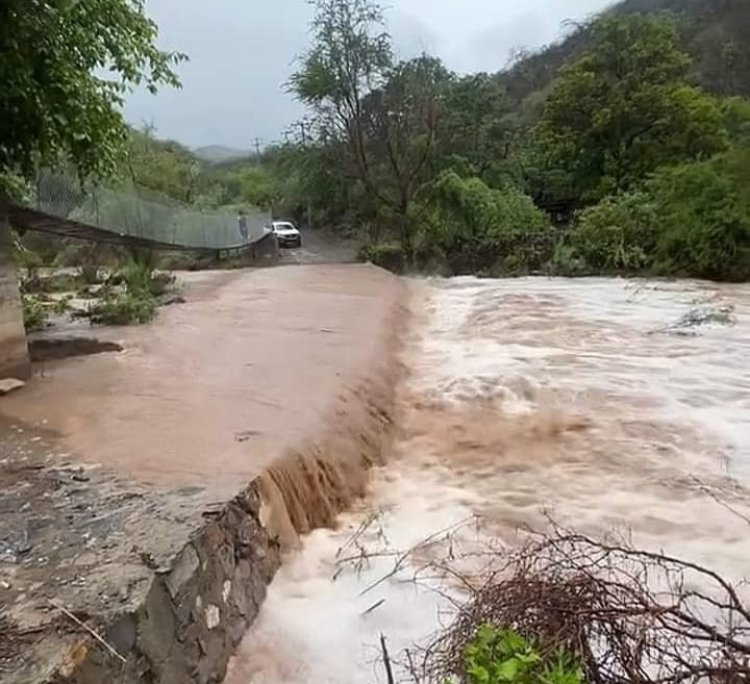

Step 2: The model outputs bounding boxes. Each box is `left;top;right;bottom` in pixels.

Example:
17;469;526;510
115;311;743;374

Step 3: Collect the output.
415;529;750;684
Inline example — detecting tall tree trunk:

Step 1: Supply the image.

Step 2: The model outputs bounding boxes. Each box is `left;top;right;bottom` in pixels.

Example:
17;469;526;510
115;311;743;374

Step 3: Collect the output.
398;202;413;268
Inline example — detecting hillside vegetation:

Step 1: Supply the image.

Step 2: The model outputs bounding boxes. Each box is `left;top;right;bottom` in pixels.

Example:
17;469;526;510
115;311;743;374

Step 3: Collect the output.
498;0;750;115
3;0;749;282
137;0;744;281
246;0;748;280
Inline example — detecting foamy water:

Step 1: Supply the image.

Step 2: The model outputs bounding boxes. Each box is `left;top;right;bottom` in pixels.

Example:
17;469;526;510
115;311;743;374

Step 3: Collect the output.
227;277;750;684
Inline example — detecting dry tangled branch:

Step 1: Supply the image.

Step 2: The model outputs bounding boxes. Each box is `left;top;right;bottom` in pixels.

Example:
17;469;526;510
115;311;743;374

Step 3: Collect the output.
413;528;750;684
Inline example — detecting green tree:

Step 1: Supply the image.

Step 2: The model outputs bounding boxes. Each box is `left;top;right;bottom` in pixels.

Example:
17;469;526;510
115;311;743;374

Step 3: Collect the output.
0;0;185;186
421;171;552;274
438;74;514;179
650;150;750;279
290;0;391;196
721;97;750;147
126;128;203;203
267;143;355;230
534;14;726;201
568;148;750;280
291;0;446;256
359;55;450;254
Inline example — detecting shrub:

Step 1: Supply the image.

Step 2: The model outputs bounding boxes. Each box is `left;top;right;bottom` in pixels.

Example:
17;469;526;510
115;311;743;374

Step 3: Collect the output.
21;291;74;332
118;255;176;296
79;263;102;285
461;626;583;684
547;241;588;276
84;253;168;325
22;295;49;332
86;290;157;326
357;242;406;273
422;530;750;684
569;149;750;280
423;172;554;275
649;152;750;280
571;191;658;272
120;258;152;293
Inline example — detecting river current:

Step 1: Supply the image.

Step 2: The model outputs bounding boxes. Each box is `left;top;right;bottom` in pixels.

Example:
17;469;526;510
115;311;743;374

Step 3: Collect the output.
227;276;750;684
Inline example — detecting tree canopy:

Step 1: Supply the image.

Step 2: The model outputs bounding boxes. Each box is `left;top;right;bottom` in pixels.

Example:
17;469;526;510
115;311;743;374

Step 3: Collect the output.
534;14;726;201
291;0;448;253
0;0;185;188
15;0;748;283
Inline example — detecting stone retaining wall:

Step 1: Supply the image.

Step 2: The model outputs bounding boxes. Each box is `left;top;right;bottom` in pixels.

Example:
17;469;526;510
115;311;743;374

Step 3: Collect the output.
58;483;280;684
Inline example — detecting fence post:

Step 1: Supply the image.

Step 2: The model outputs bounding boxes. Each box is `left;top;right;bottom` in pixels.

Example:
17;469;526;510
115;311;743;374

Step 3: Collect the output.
0;210;30;380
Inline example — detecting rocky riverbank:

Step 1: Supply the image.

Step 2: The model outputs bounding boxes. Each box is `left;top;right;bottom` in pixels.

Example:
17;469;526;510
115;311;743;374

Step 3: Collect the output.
0;264;406;683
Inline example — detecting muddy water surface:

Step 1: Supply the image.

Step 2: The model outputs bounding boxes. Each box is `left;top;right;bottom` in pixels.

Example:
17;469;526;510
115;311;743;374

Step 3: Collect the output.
2;265;402;495
227;277;750;684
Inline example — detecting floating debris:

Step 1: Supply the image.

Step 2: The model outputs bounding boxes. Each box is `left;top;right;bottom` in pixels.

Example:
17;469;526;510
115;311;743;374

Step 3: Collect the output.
676;304;736;328
650;303;736;335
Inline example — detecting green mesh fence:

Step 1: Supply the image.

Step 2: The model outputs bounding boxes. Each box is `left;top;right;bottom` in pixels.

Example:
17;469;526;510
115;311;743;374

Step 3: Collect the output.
33;171;270;250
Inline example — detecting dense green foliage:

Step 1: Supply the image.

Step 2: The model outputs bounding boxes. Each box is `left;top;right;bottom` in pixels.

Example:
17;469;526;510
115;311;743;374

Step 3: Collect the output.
571;193;658;272
271;0;750;281
21;294;50;332
534;15;726;201
9;0;749;283
0;0;184;191
419;172;553;275
87;288;157;325
458;626;583;684
126;130;202;203
84;254;168;325
571;149;750;280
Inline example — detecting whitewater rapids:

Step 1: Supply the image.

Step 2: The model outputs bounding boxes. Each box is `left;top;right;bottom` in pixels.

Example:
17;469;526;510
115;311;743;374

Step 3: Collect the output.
227;276;750;684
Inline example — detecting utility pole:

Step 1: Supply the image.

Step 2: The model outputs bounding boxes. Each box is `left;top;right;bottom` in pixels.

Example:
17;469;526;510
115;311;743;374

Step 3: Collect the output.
252;137;262;164
297;119;313;231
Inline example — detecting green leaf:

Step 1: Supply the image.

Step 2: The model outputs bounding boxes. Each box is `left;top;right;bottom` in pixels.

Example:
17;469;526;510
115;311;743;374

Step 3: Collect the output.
0;0;185;182
497;657;522;682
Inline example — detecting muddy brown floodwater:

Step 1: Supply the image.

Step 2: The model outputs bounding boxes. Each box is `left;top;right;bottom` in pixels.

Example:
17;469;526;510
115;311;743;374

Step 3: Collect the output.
0;263;406;683
227;276;750;684
1;264;403;497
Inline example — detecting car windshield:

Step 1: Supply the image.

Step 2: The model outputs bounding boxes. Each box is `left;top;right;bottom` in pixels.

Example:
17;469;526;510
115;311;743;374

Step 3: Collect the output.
274;223;296;231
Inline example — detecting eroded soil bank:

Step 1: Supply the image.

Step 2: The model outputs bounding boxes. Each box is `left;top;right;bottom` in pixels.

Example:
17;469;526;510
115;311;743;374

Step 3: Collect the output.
0;264;406;683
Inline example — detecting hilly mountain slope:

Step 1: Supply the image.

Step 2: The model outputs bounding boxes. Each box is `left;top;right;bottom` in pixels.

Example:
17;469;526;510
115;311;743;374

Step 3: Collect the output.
498;0;750;115
193;145;251;164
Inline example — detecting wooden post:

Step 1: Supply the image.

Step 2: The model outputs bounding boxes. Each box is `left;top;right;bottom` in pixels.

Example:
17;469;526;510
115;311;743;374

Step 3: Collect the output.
0;208;30;380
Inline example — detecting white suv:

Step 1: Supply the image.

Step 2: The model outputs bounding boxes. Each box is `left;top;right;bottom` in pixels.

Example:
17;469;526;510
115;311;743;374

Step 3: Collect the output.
269;221;302;248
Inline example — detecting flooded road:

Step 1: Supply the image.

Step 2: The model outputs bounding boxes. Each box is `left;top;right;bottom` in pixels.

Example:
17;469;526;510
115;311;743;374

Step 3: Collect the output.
1;265;402;496
227;276;750;684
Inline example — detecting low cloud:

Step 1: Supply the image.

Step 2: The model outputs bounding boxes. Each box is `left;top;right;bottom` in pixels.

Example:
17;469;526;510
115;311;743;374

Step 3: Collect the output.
125;0;614;148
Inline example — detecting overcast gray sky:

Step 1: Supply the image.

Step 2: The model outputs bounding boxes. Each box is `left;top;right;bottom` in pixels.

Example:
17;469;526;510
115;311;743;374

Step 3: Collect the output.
124;0;615;150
